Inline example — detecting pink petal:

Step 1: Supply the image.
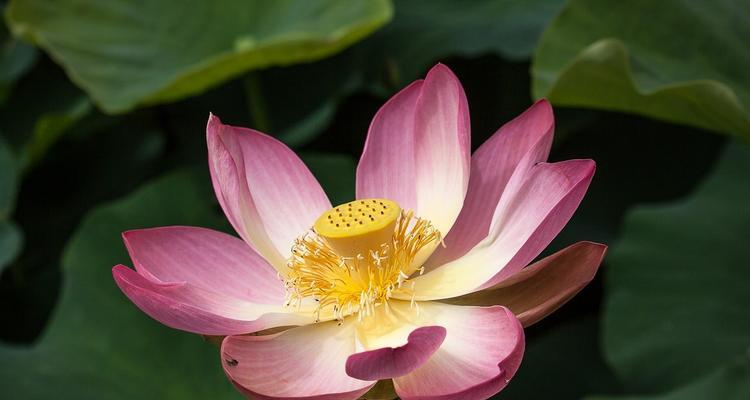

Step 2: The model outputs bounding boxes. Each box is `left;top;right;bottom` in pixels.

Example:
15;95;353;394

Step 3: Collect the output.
412;64;471;234
427;99;554;268
346;326;446;381
222;321;374;400
123;226;282;303
393;304;524;400
115;226;314;335
356;80;422;210
442;241;606;327
356;64;470;235
113;265;311;335
207;114;331;271
483;159;596;287
403;159;595;300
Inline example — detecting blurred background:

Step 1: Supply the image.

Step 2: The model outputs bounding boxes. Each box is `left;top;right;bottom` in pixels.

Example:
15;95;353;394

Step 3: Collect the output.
0;0;748;399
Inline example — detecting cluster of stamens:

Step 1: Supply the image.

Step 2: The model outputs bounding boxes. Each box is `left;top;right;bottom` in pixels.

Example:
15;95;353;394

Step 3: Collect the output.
283;201;440;323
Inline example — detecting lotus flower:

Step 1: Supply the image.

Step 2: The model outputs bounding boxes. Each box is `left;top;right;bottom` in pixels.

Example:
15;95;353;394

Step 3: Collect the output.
112;64;605;400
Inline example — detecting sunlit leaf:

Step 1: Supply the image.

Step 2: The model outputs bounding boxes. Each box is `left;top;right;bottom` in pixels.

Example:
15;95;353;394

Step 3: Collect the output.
532;0;750;139
5;0;392;113
604;141;750;392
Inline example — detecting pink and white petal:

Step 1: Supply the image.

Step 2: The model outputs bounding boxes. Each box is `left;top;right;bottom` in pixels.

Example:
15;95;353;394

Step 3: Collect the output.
412;64;471;234
356;64;470;235
402;159;595;300
356;80;423;210
207;114;331;271
113;265;313;336
441;241;606;327
123;226;283;304
222;320;374;400
482;159;596;286
392;303;524;400
427;100;554;267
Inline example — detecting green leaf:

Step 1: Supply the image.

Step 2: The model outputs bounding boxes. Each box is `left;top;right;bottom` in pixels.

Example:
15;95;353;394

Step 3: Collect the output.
0;118;165;343
369;0;564;86
0;133;17;216
604;141;750;392
532;0;750;139
0;35;36;85
25;96;91;166
0;219;21;272
254;0;564;147
0;135;21;271
0;63;90;166
0;26;37;103
5;0;392;113
588;355;750;400
0;169;240;399
301;152;355;206
253;55;364;148
502;316;622;399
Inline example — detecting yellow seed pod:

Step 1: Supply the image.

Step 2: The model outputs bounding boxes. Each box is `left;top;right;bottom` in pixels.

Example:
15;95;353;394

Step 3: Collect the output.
313;199;401;257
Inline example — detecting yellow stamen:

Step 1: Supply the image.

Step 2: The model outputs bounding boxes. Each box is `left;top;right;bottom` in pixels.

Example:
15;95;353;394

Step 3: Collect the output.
285;199;440;322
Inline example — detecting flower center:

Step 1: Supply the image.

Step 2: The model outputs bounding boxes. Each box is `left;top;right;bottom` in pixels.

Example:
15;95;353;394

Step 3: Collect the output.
284;199;440;322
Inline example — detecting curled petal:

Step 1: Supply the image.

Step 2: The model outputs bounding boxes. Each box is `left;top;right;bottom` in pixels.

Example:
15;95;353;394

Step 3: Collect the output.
391;303;524;400
207;114;331;271
343;301;523;399
441;241;606;326
346;326;446;381
222;321;374;400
